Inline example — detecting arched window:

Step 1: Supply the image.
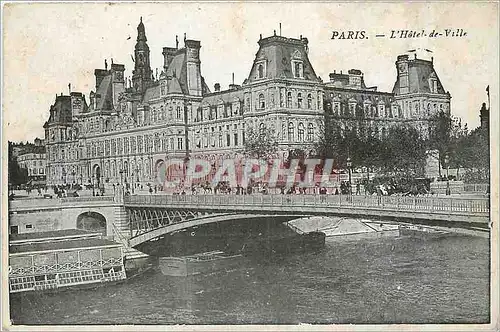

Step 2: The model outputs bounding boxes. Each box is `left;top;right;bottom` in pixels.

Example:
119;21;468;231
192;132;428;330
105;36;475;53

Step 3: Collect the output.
297;93;303;108
259;122;265;133
259;93;265;109
258;64;264;78
307;123;314;141
288;122;295;141
160;106;165;120
381;127;386;139
160;81;166;95
287;92;292;108
307;94;312;109
298;122;305;141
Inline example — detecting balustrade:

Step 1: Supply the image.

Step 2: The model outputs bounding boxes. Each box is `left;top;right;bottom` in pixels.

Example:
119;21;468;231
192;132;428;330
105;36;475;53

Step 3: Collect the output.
124;193;489;215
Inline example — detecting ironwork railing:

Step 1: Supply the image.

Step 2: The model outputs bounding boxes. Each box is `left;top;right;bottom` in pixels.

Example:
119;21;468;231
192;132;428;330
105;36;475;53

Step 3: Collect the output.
463;183;489;193
124;194;490;215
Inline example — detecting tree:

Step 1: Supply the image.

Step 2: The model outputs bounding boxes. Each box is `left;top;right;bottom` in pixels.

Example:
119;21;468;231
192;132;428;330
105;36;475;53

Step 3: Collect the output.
455;126;489;182
428;111;452;177
382;126;427;177
8;142;29;187
243;124;278;159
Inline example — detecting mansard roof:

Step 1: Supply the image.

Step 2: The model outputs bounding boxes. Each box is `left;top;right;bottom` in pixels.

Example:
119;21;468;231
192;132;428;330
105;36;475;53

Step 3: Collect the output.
43;95;72;128
165;50;188;93
246;34;319;84
143;84;161;103
392;57;447;95
96;75;113;111
201;88;244;106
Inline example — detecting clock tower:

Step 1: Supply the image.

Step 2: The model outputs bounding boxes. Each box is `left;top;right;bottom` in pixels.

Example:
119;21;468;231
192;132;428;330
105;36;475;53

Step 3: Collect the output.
132;17;153;95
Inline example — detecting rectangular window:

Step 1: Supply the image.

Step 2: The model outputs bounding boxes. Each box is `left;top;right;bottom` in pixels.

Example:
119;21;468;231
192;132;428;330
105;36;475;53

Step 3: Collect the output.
234;133;238;146
25;224;33;229
177;138;183;150
226;134;231;147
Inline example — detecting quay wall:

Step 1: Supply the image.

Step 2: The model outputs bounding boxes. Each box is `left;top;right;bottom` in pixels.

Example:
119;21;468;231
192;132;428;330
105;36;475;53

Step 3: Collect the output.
8;201;125;239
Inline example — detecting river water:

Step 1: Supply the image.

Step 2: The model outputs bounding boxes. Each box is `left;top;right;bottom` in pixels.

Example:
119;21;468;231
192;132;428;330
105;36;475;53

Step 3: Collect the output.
10;233;489;325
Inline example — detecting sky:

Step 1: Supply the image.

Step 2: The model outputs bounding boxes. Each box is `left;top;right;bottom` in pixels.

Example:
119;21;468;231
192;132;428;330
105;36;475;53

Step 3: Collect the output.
3;2;499;142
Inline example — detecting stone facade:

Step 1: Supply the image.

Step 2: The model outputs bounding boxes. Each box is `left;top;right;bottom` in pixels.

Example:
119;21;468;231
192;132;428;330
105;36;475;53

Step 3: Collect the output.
44;19;451;187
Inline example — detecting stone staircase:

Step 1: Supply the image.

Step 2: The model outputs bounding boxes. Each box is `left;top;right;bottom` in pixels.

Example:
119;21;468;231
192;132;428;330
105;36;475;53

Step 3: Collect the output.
112;206;149;260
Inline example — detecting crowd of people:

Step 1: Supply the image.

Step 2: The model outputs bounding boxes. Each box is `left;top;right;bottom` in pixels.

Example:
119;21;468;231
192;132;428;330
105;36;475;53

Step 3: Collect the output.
10;175;438;201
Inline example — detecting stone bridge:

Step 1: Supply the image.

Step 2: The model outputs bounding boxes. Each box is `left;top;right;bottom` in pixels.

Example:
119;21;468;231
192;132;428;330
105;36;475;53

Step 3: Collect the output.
123;194;490;247
8;196;127;239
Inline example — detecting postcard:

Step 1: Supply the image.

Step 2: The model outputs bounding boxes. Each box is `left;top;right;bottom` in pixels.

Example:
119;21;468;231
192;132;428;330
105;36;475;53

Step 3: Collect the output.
2;2;498;331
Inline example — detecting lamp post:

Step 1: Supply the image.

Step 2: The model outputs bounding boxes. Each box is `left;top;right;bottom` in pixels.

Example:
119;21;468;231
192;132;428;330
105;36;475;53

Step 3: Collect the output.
346;156;352;195
444;155;450;195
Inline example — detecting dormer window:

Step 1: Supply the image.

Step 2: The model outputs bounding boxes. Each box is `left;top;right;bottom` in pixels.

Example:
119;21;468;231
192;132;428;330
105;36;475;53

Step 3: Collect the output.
429;73;438;93
292;61;304;78
256;60;266;79
160;81;166;95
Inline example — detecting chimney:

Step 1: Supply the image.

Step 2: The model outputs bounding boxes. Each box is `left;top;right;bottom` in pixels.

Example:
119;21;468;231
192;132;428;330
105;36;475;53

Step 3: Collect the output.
176;35;179;49
162;47;177;71
105;59;108;70
95;93;101;109
214;83;220;92
94;69;108;90
232;73;235;85
89;91;95;109
68;83;71;94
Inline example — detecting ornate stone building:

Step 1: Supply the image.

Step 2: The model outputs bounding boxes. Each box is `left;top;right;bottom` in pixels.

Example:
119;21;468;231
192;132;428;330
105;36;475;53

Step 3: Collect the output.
44;19;451;187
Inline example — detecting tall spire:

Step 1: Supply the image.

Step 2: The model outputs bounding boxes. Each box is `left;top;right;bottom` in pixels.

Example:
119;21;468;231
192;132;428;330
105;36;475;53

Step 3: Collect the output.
132;17;152;94
137;16;147;42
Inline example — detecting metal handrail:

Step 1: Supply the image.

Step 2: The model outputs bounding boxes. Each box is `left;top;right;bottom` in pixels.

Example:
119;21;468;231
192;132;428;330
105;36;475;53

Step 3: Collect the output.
123;194;489;214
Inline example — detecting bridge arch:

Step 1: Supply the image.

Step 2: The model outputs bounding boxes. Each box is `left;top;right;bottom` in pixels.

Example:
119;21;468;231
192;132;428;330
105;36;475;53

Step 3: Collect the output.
76;211;107;235
128;212;306;247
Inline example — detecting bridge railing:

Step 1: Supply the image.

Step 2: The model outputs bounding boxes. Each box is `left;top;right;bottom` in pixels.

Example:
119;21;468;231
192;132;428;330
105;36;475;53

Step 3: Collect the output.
9;195;116;211
124;194;489;214
60;196;115;203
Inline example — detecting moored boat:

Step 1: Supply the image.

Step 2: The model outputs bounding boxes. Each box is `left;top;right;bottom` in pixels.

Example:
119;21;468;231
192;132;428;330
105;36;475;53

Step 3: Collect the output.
159;251;243;277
